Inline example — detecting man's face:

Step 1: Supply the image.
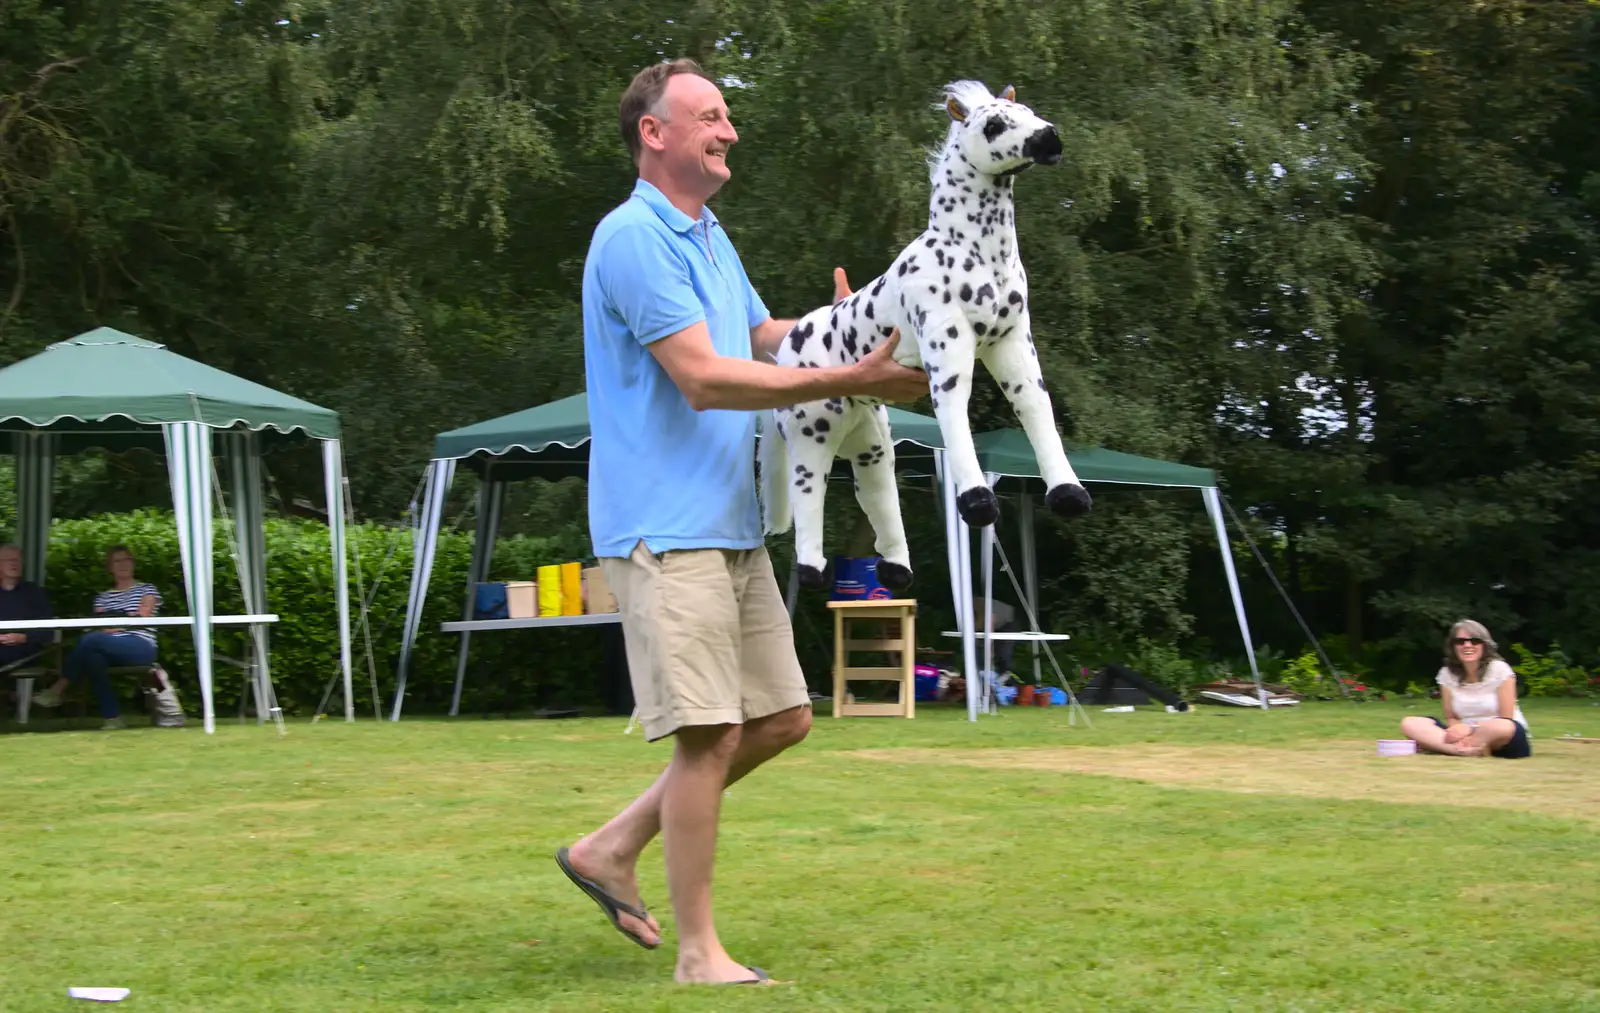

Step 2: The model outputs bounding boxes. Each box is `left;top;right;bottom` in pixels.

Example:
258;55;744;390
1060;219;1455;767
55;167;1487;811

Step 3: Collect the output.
649;73;738;195
0;548;20;581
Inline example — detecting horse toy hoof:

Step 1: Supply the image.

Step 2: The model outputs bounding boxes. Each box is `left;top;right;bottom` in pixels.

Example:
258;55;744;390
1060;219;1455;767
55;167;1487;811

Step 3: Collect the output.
1046;483;1092;518
875;560;914;590
956;486;1001;527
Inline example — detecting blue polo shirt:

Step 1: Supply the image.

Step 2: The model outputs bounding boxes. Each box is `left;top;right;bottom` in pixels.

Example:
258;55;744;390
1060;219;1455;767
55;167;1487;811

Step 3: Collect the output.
582;178;772;559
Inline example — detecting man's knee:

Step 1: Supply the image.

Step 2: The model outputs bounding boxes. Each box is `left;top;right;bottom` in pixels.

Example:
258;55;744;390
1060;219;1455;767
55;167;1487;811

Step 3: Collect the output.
675;722;744;766
777;704;812;748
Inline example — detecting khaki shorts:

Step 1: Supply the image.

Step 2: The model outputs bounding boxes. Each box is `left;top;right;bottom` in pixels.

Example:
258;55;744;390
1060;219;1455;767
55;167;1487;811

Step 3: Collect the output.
601;541;811;742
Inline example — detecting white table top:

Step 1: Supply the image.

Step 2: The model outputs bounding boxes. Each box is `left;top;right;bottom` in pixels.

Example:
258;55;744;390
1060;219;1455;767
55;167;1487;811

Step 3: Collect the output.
940;630;1071;642
441;613;622;633
0;614;278;632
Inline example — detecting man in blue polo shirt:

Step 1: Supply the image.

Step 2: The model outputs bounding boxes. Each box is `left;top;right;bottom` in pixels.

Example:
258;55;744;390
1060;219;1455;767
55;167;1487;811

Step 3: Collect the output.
555;59;927;986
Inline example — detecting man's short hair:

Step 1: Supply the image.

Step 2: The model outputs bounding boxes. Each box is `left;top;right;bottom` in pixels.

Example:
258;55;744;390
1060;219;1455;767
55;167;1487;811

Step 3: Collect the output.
619;58;714;164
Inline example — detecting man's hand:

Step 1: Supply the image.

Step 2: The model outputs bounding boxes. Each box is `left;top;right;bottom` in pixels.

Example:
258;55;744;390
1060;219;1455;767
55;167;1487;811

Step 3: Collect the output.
833;266;926;402
833;266;853;303
0;632;25;646
852;332;928;403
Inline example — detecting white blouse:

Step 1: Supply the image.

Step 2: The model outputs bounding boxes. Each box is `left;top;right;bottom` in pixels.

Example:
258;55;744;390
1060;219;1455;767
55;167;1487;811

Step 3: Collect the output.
1436;659;1529;733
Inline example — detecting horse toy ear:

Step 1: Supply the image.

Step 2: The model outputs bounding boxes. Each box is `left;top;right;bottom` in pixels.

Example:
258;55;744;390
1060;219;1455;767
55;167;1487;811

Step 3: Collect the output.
1001;84;1016;103
946;96;968;122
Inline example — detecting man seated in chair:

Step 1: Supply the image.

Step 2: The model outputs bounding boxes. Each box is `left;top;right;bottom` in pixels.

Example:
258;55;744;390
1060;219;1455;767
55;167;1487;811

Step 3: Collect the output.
0;543;55;671
32;545;161;731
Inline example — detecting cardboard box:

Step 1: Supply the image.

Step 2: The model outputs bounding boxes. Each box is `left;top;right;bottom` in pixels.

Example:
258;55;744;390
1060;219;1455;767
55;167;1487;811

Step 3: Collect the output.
505;580;537;619
583;566;617;614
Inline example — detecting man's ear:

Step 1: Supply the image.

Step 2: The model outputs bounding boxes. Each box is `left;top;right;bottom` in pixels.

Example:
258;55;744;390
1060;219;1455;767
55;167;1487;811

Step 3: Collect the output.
637;112;668;153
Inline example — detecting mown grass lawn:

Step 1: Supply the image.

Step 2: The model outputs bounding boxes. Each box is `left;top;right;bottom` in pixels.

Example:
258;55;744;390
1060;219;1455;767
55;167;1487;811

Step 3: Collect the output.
3;697;1597;1012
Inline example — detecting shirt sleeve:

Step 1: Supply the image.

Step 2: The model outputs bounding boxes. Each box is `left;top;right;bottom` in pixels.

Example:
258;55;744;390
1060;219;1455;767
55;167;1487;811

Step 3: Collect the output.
142;585;163;612
1481;660;1512;691
1435;666;1455;689
595;224;706;345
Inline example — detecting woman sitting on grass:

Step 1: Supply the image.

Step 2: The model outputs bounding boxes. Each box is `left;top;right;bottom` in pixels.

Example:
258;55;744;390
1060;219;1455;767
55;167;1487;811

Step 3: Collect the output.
1399;619;1530;759
32;545;163;731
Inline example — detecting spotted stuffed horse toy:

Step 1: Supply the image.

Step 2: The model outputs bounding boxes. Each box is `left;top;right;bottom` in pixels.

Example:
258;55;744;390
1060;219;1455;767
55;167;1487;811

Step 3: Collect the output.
759;80;1092;591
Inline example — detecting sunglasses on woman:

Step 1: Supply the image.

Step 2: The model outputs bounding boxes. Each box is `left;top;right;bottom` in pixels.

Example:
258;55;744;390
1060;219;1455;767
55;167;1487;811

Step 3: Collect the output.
1453;637;1484;646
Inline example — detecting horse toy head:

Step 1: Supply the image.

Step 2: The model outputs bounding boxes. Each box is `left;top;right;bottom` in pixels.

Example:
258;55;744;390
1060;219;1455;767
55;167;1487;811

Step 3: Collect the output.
939;81;1062;178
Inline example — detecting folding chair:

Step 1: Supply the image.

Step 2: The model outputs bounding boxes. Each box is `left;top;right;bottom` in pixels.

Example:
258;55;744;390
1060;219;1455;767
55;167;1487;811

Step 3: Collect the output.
4;631;63;725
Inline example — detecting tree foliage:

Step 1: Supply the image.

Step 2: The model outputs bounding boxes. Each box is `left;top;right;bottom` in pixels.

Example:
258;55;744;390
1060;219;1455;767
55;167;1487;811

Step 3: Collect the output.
4;0;1600;699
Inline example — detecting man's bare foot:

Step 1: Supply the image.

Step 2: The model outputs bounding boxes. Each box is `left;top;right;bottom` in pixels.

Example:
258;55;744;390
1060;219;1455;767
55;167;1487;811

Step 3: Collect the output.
675;948;773;984
565;837;662;947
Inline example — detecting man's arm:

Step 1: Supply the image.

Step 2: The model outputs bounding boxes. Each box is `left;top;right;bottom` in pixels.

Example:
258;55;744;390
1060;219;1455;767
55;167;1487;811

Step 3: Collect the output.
749;267;855;363
650;320;922;412
750;317;798;364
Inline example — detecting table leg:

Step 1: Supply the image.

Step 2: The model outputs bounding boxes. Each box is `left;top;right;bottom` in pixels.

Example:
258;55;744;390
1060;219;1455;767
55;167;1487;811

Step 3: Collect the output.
16;676;33;725
903;608;916;718
832;611;844;719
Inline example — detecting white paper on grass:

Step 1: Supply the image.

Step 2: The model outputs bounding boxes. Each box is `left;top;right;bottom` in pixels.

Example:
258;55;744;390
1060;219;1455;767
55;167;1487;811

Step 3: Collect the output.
68;987;130;1002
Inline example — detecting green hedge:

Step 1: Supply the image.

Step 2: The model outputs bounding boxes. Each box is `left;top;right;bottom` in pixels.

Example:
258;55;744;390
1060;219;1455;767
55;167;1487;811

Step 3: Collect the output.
37;510;616;718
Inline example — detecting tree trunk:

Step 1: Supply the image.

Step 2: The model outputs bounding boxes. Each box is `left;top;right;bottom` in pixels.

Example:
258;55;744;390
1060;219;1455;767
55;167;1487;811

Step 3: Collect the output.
1345;568;1363;659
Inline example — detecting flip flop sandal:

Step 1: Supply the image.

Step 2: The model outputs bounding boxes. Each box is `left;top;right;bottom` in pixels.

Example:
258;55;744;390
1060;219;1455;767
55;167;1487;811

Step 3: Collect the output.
728;966;779;985
555;847;659;950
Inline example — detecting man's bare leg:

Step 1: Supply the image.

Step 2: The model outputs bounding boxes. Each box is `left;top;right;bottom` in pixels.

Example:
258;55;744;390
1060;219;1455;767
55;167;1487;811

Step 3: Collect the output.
564;705;812;950
658;722;754;983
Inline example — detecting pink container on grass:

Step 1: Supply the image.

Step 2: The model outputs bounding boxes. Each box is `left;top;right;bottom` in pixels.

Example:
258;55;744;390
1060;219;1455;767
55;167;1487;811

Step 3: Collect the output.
1376;739;1417;756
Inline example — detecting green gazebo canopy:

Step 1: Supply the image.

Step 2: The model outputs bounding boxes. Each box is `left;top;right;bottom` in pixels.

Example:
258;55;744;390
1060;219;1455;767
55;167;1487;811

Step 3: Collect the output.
433;391;949;480
0;327;340;452
974;428;1216;490
431;391;1212;489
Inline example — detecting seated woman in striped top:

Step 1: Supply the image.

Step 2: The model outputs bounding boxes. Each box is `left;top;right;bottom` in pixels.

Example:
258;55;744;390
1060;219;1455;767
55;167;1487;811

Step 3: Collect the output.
32;545;163;730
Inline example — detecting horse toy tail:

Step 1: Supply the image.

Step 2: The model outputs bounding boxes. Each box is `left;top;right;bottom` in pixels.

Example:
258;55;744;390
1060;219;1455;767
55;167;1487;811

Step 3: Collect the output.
759;409;792;536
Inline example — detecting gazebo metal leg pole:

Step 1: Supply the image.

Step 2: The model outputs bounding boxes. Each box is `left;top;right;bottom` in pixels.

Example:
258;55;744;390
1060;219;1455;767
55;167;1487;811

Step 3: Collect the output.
451;477;499;718
323;440;354;722
1203;487;1267;709
1020;492;1041;688
449;632;474;717
165;422;217;735
981;473;998;714
393;459;455;721
957;510;978;719
14;432;56;586
938;456;977;723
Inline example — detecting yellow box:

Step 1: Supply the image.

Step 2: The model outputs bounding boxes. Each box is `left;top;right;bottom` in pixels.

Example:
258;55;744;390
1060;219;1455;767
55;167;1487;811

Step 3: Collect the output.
560;562;583;616
536;565;563;617
505;580;537;619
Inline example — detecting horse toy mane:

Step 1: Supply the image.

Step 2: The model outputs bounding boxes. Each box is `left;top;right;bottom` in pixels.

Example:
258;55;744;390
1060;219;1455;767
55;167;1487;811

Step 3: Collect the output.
760;79;1092;590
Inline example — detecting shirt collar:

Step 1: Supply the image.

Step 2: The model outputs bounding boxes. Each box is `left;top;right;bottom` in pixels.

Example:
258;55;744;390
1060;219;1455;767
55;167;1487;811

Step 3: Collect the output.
631;178;719;234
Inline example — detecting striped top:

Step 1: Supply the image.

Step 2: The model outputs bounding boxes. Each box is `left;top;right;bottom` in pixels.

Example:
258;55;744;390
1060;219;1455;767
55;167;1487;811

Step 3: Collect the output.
94;583;163;646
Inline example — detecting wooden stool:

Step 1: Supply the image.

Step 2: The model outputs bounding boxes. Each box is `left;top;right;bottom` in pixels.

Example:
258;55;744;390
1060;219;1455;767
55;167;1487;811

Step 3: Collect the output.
826;599;917;718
